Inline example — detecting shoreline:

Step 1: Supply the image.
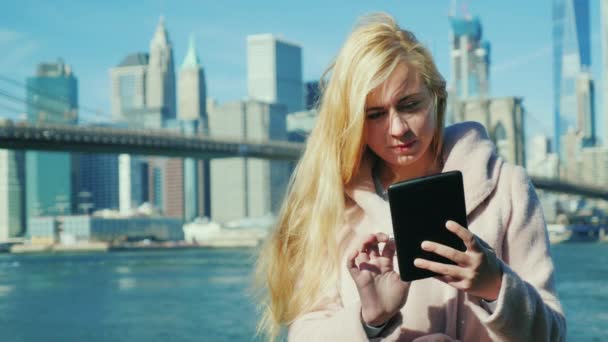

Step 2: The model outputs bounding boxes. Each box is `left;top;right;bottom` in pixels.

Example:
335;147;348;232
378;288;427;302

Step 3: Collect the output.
3;241;259;255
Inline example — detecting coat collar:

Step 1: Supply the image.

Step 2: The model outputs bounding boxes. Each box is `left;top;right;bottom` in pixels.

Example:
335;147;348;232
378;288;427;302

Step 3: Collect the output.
345;121;502;217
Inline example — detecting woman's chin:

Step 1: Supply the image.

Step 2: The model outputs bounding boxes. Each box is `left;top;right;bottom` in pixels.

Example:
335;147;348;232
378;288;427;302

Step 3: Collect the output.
385;153;421;166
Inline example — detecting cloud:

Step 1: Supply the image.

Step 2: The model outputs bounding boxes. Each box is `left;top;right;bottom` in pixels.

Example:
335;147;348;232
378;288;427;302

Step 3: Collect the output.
491;44;552;75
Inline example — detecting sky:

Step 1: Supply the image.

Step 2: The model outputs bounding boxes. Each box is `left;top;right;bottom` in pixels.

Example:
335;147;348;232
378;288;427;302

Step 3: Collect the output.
0;0;605;146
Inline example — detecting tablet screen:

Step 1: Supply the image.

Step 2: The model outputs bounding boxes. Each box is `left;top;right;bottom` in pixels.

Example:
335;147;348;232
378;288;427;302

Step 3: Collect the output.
387;171;468;282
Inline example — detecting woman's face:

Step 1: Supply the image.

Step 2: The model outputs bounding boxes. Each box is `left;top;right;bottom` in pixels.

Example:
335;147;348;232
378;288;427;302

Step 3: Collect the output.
364;62;436;169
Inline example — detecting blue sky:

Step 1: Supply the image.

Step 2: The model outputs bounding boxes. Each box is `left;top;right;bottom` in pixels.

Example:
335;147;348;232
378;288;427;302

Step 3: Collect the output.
0;0;604;144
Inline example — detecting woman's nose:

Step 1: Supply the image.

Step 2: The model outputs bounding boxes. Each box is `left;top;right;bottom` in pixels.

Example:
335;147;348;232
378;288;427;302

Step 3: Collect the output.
389;111;409;137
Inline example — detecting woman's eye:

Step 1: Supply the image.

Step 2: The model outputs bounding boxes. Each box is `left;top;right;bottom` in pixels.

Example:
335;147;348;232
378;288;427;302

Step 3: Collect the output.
397;101;420;112
366;111;385;120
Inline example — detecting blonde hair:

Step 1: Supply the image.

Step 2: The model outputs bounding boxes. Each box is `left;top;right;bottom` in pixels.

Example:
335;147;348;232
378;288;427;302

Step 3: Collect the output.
254;13;447;340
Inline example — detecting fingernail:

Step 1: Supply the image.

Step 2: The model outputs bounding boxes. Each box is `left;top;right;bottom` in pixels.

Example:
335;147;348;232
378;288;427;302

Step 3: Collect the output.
421;241;430;250
414;259;423;266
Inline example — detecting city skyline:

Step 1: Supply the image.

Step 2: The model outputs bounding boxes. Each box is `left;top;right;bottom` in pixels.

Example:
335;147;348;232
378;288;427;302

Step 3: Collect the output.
0;0;605;145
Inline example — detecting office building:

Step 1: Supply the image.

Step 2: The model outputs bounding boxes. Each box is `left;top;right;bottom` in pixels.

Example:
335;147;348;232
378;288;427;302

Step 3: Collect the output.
118;154;148;214
177;35;211;221
178;34;208;124
25;60;78;227
208;100;288;222
575;71;595;146
602;0;608;142
0;150;25;240
247;34;304;113
78;153;119;212
109;52;148;122
62;215;184;243
146;16;176;119
527;135;559;178
553;0;591;156
580;146;608;186
449;15;491;101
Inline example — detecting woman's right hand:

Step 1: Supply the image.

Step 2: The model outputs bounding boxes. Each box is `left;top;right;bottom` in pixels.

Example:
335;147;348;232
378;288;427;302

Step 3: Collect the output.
347;232;410;326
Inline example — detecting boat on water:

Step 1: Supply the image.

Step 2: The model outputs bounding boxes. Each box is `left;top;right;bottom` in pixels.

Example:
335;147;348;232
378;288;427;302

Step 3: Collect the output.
566;224;600;243
547;223;605;244
546;212;608;244
547;224;572;244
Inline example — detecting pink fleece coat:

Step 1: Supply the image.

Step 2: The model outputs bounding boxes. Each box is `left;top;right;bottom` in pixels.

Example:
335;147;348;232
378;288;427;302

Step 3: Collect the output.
288;122;566;341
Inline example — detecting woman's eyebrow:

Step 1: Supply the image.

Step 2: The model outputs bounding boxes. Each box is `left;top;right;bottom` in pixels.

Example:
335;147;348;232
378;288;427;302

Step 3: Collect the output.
396;92;422;102
365;92;423;112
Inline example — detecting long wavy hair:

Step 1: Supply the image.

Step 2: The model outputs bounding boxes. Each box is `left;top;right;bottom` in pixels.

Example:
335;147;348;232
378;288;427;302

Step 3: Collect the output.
254;13;447;340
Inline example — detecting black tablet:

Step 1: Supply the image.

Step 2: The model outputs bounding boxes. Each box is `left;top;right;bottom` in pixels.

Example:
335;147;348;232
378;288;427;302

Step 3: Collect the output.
387;170;468;282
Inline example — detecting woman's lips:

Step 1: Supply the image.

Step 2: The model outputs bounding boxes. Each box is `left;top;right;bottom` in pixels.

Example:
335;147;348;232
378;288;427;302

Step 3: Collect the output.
391;140;417;151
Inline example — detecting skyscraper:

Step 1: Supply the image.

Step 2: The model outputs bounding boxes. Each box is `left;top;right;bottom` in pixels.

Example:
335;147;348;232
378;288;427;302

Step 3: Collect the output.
208;100;288;223
449;16;491;102
109;52;148;122
528;135;559;179
178;34;207;123
575;71;595;146
147;16;176;119
173;36;210;221
118;154;147;214
0;149;25;240
602;0;608;143
247;34;304;113
109;18;177;217
164;157;184;219
25;60;78;225
163;120;209;222
79;152;119;212
553;0;591;156
107;53;148;215
26;59;78;124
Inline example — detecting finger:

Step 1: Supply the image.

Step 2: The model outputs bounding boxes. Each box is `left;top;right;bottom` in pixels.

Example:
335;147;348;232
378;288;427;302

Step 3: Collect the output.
359;234;378;251
360;234;380;257
347;250;360;276
445;220;479;252
355;251;370;265
375;232;390;243
434;274;459;285
369;244;380;257
370;232;388;257
414;258;468;278
421;240;470;265
381;237;396;259
359;262;381;274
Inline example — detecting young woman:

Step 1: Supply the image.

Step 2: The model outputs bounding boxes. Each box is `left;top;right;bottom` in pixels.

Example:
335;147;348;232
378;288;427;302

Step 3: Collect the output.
256;13;566;341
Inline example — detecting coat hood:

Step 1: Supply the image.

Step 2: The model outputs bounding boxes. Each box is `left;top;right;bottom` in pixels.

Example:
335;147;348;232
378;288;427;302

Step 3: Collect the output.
345;121;503;221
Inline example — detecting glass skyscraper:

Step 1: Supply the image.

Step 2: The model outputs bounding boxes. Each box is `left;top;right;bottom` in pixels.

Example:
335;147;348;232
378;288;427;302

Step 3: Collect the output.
78;153;119;212
449;16;491;101
553;0;591;157
25;60;78;226
110;52;148;122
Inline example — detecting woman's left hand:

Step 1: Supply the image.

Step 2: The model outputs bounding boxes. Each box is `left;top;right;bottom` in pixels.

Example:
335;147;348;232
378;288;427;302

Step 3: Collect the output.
413;220;503;301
